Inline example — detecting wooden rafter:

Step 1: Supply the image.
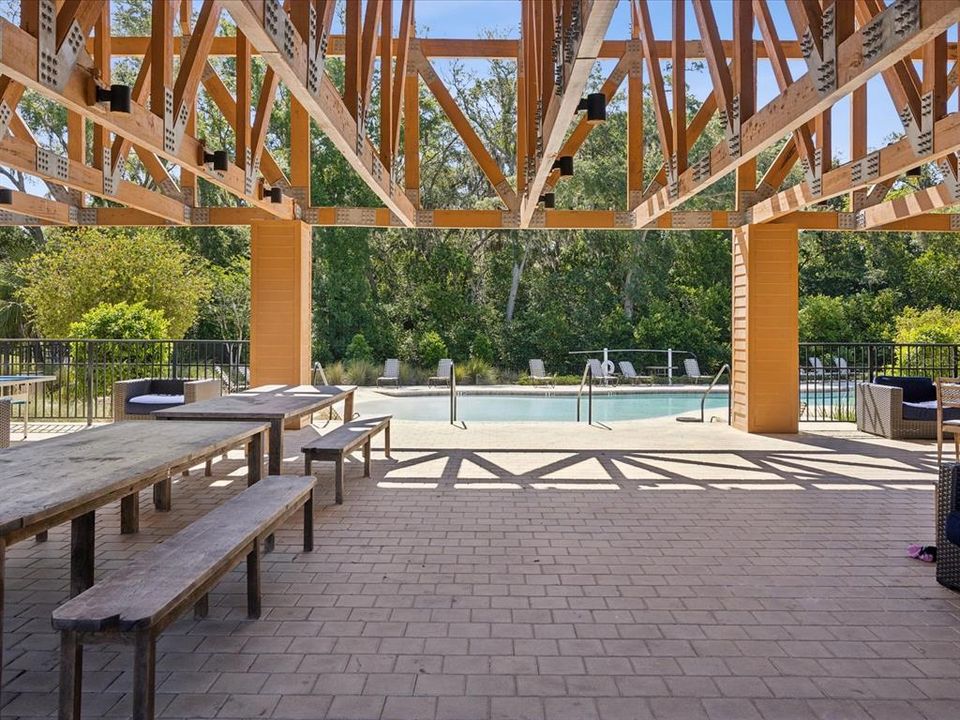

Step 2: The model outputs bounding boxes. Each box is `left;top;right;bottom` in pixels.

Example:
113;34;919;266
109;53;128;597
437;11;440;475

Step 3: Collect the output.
635;0;673;176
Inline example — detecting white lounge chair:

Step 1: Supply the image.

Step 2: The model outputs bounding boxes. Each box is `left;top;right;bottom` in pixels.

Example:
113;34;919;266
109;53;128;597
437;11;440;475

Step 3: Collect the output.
802;356;825;379
428;358;454;387
832;356;851;379
378;358;401;387
587;358;619;386
618;360;651;385
683;358;713;384
528;359;553;386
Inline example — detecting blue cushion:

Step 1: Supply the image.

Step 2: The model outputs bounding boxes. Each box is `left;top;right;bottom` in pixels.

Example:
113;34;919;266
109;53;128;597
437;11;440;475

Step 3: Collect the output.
125;393;185;415
875;376;936;403
901;400;960;422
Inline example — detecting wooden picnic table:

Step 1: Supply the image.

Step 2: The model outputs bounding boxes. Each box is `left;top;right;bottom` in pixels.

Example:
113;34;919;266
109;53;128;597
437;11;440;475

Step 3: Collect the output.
154;384;357;475
0;374;56;441
0;419;268;693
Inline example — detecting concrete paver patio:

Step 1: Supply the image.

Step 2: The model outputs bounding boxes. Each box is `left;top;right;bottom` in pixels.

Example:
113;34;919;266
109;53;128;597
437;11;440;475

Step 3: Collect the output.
2;418;959;719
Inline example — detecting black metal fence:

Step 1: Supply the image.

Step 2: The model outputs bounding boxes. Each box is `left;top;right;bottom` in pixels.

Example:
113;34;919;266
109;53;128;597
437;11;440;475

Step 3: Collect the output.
0;338;249;422
799;342;960;421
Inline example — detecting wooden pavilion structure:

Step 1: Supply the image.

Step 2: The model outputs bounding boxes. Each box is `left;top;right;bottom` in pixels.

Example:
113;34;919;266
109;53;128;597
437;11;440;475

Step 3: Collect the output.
0;0;958;433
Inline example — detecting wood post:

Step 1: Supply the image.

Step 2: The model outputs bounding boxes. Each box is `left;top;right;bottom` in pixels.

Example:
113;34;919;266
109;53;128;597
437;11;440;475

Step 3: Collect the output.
247;538;261;618
250;220;313;387
335;457;344;505
731;223;799;433
70;511;95;598
247;430;264;486
120;492;140;534
304;489;314;552
132;631;156;720
58;630;82;720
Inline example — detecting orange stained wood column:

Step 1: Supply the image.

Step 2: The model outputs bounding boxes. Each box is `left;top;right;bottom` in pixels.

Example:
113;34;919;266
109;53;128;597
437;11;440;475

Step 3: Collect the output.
731;223;799;433
250;220;313;387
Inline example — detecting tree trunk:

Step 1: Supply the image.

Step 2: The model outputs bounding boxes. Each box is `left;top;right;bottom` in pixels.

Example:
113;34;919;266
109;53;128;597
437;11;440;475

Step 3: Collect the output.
622;230;647;321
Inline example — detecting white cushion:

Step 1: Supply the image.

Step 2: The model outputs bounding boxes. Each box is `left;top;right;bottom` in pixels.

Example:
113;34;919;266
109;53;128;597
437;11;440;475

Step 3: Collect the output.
129;394;185;405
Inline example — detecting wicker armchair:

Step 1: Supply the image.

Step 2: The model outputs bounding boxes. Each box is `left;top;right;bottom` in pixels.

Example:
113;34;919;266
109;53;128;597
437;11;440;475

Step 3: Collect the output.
937;464;960;592
113;378;220;421
937;378;960;463
0;397;10;449
855;377;954;440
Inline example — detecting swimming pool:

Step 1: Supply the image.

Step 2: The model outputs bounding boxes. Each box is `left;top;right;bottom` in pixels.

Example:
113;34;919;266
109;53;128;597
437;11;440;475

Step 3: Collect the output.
356;392;729;422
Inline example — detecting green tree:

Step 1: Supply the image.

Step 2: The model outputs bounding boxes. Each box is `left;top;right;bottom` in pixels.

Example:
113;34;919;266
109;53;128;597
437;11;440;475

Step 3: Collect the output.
17;227;211;338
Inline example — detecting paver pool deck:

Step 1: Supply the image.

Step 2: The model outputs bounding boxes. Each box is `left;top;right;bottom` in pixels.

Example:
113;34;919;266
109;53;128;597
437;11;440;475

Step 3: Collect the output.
2;416;958;719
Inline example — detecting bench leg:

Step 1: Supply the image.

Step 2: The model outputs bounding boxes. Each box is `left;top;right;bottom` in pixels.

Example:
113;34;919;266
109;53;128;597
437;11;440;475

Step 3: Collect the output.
36;530;48;542
132;631;156;720
205;459;213;477
247;431;264;486
121;492;140;534
335;457;344;505
58;630;82;720
70;511;95;598
364;440;371;477
304;489;314;552
304;454;312;476
154;478;172;512
194;593;209;619
247;539;262;619
385;423;391;458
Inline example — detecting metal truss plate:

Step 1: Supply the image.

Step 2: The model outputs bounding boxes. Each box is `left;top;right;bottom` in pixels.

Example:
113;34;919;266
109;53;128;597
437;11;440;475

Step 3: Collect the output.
614;211;635;229
501;211;520;228
726;211;746;228
102;148;118;196
301;207;319;224
47;183;75;205
725;95;741;158
159;179;180;198
36;147;68;181
692;154;711;183
190;207;209;225
335;207;378;226
671;212;712;230
837;212;857;230
951;215;960;231
851;150;881;184
243;149;255;196
0;210;33;225
862;0;919;68
0;101;10;138
286;186;308;205
415;210;433;227
77;207;97;225
529;209;546;229
854;210;866;230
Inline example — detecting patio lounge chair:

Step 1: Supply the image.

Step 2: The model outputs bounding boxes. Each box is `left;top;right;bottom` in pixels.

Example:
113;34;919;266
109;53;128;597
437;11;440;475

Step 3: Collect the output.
378;358;401;387
428;359;454;387
832;356;851;379
587;358;619;386
528;359;553;386
618;360;650;385
801;356;825;379
683;358;713;384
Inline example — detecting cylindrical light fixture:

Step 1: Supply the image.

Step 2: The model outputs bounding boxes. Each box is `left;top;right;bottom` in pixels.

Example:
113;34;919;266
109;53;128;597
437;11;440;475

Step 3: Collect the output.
95;84;133;113
539;193;555;209
552;156;574;177
0;188;12;205
202;149;230;172
577;92;606;123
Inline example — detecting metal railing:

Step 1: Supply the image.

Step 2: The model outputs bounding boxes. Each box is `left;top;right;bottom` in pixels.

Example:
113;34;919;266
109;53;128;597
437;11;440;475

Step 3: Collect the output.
677;363;731;423
449;361;457;424
0;338;250;422
799;342;960;422
576;363;594;423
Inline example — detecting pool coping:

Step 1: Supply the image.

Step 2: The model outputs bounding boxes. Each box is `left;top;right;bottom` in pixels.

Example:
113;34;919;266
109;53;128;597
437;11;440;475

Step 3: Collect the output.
370;384;729;398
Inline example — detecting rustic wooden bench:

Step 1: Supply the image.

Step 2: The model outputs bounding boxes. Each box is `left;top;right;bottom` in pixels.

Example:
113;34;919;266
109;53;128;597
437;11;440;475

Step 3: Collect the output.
51;475;316;720
302;415;391;504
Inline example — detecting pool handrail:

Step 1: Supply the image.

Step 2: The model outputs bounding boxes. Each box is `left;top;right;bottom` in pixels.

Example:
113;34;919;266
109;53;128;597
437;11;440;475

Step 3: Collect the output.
576;362;594;424
677;363;730;423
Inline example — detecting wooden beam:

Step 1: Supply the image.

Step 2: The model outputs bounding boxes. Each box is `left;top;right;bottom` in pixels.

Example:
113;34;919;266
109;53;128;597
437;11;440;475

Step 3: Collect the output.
691;0;735;120
360;0;383;113
414;50;518;211
151;1;175;121
632;0;960;228
224;0;415;225
857;182;958;230
390;0;414;160
635;0;673;175
250;68;279;174
734;0;755;209
672;1;686;179
379;0;393;170
236;30;251;172
404;56;420;207
172;0;222;116
0;190;75;224
519;0;616;226
344;0;361;119
0;16;296;218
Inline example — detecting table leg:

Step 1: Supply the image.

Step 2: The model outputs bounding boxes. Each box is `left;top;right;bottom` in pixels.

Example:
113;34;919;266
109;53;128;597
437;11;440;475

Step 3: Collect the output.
385;423;391;457
247;539;262;619
154;477;172;512
304;489;314;552
247;431;264;486
268;420;283;476
121;492;140;534
58;630;82;720
363;440;371;477
70;511;95;598
132;631;156;720
36;530;48;542
344;391;355;420
1;541;5;694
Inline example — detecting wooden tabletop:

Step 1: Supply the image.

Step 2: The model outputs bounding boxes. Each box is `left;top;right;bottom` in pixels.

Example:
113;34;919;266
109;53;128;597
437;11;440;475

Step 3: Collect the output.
153;384;356;422
0;420;269;539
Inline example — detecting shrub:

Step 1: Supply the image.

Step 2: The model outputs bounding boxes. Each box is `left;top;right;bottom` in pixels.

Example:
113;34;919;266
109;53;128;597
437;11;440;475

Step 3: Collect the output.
344;332;374;362
69;301;171;393
456;357;498;385
344;358;378;386
517;374;583;386
417;331;448;370
893;306;960;376
470;334;495;363
398;362;430;385
323;361;348;384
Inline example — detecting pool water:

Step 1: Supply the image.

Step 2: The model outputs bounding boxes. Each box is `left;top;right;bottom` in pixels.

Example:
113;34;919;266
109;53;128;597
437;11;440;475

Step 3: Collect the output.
356;392;729;422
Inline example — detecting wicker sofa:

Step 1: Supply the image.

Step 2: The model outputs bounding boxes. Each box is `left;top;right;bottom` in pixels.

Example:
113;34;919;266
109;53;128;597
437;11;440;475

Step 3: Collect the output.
112;377;220;421
856;376;960;439
0;397;10;449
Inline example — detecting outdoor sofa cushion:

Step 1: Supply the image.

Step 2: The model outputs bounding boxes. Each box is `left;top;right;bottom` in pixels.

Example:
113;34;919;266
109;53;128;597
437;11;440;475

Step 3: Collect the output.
125;393;185;415
874;375;936;403
901;400;960;423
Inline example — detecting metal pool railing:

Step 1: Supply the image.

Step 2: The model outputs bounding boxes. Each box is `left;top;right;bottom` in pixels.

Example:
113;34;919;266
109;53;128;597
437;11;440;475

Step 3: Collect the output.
0;338;250;422
799;342;960;422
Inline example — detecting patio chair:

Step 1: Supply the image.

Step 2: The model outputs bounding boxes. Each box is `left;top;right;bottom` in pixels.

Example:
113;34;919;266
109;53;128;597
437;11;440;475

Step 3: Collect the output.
618;360;651;385
801;356;825;379
587;358;619;386
428;359;454;387
378;358;401;387
938;377;960;463
528;359;553;386
832;356;852;379
682;358;713;384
